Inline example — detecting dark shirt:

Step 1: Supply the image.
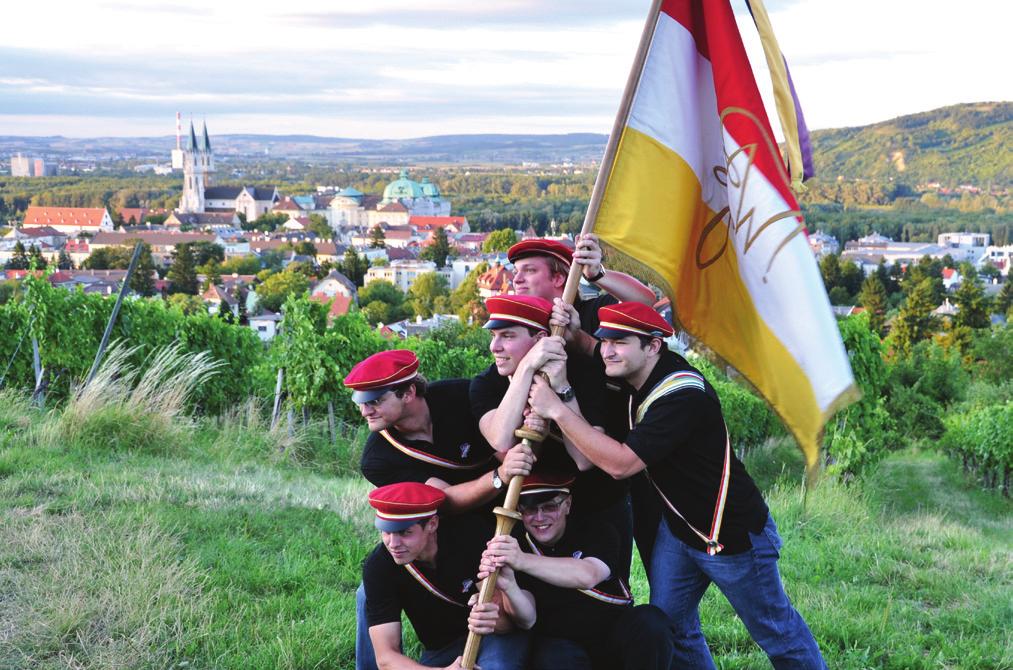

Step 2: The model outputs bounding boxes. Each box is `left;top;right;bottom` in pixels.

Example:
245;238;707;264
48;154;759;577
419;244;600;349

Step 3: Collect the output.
514;520;632;649
361;378;496;487
623;350;768;554
469;361;626;516
574;293;617;337
362;515;491;651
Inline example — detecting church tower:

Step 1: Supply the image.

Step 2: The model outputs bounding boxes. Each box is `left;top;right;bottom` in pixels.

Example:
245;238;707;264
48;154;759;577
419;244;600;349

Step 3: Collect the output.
179;119;212;213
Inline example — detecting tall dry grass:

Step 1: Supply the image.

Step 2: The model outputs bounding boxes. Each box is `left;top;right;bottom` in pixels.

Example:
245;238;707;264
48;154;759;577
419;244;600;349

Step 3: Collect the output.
49;342;223;454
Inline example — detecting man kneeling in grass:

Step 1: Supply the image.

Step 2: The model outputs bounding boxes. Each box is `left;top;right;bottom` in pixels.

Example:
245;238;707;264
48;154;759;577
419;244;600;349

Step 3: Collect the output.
478;471;677;670
363;482;533;669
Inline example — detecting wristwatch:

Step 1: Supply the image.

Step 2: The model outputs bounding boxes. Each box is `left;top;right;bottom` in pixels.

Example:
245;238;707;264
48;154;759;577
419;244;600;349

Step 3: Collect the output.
492;467;504;489
556;385;575;403
585;267;606;283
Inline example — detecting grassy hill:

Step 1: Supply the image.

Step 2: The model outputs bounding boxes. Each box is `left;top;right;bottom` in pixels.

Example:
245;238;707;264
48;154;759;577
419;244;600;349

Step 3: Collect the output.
810;102;1012;186
1;385;1010;670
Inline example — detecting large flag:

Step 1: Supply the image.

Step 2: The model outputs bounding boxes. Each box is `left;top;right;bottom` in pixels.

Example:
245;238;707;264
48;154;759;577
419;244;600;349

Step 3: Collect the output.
593;0;856;474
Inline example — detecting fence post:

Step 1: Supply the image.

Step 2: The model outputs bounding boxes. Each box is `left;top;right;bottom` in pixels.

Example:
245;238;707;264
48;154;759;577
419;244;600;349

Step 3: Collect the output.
327;401;336;445
271;368;284;430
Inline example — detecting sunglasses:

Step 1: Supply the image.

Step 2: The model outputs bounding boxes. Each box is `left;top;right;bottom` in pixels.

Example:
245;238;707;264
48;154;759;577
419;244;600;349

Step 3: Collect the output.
519;496;567;517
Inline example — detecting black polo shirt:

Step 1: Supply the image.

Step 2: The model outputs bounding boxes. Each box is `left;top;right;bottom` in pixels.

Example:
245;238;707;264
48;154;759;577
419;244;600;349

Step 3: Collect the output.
362;514;491;651
469;361;626;516
361;378;496;487
623;350;768;554
574;293;617;337
514;521;632;649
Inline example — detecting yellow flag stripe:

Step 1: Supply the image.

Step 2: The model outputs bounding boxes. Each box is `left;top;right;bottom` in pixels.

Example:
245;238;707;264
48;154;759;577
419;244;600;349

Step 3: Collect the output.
597;126;826;467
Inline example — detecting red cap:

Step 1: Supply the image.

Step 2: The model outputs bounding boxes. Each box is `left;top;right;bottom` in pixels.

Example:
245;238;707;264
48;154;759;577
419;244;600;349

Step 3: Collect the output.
508;239;573;268
368;482;446;532
596;302;674;339
344;350;420;403
520;470;575;497
483;294;552;332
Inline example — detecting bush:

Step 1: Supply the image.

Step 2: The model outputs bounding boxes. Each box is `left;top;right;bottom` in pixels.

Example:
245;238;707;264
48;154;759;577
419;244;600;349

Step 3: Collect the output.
824;314;897;477
688;355;784;452
941;403;1012;495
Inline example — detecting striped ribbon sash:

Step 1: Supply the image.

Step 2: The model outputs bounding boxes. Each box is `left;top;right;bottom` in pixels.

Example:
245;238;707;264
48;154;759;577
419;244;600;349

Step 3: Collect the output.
379;429;490;471
524;534;633;606
403;563;468;608
631;371;731;556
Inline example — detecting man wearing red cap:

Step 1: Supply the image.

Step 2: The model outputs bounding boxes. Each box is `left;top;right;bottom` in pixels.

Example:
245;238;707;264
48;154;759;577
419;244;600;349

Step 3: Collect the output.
508;234;654;352
468;294;633;576
477;472;677;670
363;482;533;669
345;349;535;670
526;302;827;670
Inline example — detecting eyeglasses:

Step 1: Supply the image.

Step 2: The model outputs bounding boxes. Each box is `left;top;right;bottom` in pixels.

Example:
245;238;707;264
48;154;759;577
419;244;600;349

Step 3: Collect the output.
519;497;566;517
358;391;392;408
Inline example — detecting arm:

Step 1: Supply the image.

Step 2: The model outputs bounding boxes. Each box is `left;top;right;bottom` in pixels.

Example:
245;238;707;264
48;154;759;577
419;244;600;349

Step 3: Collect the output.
477;337;566;452
481;535;610;590
574;233;655;306
425;444;534;513
468;566;537;633
528;376;646;479
370;622;431;670
538;359;595;471
550;298;598;358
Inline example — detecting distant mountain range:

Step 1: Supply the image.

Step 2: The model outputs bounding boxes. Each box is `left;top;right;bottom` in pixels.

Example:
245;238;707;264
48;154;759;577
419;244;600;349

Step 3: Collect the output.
1;102;1009;183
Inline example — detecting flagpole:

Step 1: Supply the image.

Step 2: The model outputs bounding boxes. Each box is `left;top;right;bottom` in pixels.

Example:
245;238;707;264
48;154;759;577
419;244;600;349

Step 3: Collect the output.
557;0;664;310
459;3;663;668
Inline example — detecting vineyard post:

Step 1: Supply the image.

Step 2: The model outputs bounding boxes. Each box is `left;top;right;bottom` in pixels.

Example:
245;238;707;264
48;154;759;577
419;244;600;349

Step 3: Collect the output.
271;368;284;430
85;242;143;387
31;336;45;408
327;401;336;444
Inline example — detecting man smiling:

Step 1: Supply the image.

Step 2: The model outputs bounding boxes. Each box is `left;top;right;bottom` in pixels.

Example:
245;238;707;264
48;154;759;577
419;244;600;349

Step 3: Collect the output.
478;472;676;670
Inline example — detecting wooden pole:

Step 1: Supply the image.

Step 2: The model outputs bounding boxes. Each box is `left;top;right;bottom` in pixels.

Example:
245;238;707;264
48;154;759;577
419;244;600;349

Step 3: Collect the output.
84;242;144;387
271;368;284;430
461;4;663;666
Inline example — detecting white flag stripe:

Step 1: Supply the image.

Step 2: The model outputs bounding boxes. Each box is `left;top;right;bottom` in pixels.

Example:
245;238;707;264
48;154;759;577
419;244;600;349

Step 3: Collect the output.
626;12;726;205
720;127;852;411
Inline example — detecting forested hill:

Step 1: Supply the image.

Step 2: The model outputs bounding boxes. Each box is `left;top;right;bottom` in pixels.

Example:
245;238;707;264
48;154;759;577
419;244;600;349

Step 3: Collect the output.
809;102;1011;186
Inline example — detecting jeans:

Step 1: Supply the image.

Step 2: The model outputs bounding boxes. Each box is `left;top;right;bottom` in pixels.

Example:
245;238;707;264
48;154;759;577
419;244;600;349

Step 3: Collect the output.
419;630;529;670
648;515;826;670
355;582;379;670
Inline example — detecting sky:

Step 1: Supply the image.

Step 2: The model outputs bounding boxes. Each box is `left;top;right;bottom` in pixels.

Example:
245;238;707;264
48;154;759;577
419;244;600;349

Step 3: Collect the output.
1;0;1009;139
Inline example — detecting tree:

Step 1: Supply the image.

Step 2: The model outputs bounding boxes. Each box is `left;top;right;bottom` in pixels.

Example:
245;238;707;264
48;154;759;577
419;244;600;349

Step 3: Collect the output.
5;241;29;270
255;270;309;312
358;279;410;325
420;228;452;268
828;286;851;306
996;280;1013;318
27;244;47;270
407;272;450;318
167;243;199;295
127;241;157;297
220;255;262;275
818;254;841;292
450;261;488;323
952;274;990;329
858;273;889;336
183;241;225;267
167;293;206;316
308;213;332;238
838;260;864;298
369;225;386;249
234;285;249;326
891;277;938;356
198;258;222;292
56;249;74;270
979;261;1001;282
482;228;517;253
337;248;368;286
216;298;236;324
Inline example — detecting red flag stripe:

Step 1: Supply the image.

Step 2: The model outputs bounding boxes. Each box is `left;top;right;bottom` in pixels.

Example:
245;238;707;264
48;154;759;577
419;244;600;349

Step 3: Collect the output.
658;0;800;215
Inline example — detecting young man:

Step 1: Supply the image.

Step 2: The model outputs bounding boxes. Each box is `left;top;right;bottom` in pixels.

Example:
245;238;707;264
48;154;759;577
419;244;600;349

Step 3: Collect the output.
345;350;535;670
526;302;827;670
468;295;631;561
477;472;677;670
363;482;533;669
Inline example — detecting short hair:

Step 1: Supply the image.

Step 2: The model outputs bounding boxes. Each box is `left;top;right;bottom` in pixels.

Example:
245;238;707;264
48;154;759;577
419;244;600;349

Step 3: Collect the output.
394;374;428;399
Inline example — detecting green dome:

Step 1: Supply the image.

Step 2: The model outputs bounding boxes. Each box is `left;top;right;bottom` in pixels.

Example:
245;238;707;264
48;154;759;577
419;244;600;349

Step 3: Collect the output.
382;169;424;203
419;176;440;198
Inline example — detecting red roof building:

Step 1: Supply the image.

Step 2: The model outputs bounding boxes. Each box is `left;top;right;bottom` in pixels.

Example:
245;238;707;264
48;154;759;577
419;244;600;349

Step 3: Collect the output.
23;206;114;234
409;216;469;234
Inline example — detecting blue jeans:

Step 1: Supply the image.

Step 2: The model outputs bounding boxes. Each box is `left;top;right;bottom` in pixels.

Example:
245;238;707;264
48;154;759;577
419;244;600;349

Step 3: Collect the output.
419;630;529;669
529;636;592;670
355;582;379;670
648;515;826;670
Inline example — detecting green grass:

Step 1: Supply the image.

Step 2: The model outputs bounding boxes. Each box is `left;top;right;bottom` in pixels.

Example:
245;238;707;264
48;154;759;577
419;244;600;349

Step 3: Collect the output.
1;396;1010;669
